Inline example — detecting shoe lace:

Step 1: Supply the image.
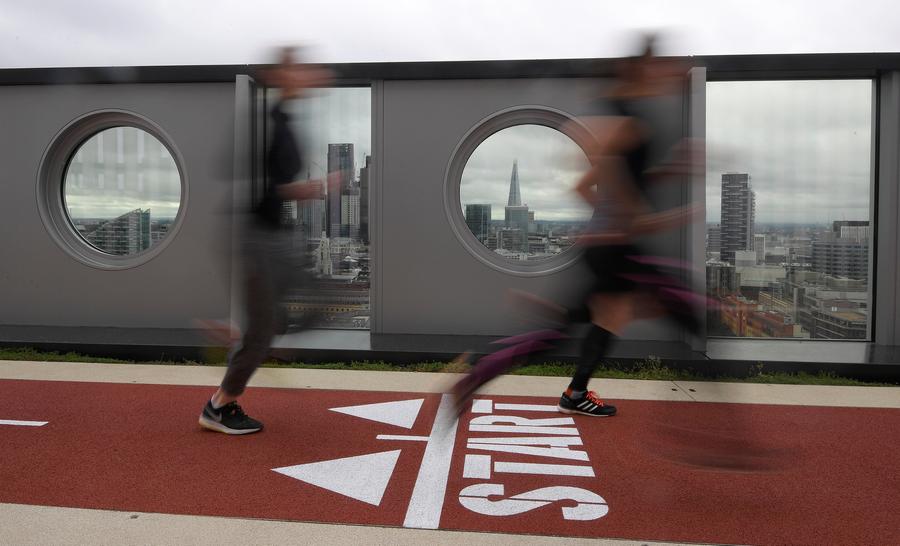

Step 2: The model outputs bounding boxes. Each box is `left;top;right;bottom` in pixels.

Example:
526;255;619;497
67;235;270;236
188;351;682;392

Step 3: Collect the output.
224;402;247;418
585;391;606;407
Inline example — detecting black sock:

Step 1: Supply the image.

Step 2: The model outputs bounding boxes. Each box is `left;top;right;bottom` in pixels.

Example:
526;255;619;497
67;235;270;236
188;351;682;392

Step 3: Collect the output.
568;325;613;393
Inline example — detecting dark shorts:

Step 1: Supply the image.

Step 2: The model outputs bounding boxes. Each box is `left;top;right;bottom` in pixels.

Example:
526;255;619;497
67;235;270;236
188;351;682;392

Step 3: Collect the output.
578;244;702;335
583;244;648;293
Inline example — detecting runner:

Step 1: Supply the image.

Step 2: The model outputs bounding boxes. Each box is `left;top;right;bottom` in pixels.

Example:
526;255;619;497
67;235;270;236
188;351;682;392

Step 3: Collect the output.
451;34;704;418
198;47;336;435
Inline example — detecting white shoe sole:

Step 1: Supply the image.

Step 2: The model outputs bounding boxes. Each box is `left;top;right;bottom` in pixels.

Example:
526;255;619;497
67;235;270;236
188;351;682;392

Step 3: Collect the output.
557;405;615;417
198;415;262;435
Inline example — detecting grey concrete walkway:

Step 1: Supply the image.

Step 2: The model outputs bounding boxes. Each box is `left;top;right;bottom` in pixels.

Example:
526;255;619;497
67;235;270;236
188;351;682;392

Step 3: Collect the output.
2;359;899;408
0;503;690;546
1;359;897;545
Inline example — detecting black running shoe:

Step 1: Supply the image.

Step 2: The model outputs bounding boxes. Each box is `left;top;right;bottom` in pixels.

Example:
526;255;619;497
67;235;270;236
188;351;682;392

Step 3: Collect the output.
198;401;263;435
558;391;617;417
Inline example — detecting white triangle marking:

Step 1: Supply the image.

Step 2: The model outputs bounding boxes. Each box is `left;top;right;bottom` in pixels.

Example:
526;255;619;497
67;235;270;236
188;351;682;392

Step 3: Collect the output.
330;398;424;429
273;450;402;506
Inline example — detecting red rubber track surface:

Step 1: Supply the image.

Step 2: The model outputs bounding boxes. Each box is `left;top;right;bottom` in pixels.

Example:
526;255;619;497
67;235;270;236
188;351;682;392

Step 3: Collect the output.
1;379;898;545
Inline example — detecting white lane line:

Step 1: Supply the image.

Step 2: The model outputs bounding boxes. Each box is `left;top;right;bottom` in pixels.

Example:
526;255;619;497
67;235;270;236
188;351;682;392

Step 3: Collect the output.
402;394;458;530
0;420;48;427
494;403;559;412
376;435;429;442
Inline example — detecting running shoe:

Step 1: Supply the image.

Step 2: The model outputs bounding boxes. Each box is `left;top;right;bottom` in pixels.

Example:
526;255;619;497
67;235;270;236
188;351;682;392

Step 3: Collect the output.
558;391;617;417
198;400;264;435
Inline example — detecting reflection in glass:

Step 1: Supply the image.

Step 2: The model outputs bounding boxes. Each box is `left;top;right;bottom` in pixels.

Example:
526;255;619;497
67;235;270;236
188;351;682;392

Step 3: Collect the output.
270;87;372;330
460;125;592;262
64;127;181;256
705;80;872;340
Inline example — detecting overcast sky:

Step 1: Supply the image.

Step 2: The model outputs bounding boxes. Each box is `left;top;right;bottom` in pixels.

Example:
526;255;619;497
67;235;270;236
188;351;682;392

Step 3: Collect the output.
65;127;181;220
706;80;872;224
1;1;898;68
283;88;372;179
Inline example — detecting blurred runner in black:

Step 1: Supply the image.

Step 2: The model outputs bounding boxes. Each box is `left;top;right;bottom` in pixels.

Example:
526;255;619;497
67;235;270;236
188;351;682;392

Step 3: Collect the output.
199;47;336;435
451;35;704;417
557;34;702;416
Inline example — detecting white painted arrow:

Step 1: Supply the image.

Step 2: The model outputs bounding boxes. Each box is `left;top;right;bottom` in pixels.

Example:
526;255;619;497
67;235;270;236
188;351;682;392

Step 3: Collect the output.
330;398;424;429
0;420;48;427
272;450;401;506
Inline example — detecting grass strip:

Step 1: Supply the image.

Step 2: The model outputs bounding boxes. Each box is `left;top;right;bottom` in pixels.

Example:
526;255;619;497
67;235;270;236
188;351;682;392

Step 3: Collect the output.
0;347;894;387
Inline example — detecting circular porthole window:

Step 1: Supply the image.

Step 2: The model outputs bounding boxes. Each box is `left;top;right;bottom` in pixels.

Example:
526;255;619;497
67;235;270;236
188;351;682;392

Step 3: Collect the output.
37;111;187;269
445;107;595;276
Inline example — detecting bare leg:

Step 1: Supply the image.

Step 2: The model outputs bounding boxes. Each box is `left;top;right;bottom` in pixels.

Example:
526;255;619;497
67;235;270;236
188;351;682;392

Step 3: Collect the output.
587;292;634;335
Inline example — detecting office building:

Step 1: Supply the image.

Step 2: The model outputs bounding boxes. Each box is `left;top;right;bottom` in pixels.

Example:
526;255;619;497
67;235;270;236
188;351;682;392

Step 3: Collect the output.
720;173;755;264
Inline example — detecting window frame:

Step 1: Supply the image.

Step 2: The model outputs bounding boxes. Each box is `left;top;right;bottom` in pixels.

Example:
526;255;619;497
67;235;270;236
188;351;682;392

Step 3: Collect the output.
443;105;598;277
36;110;188;270
702;74;879;342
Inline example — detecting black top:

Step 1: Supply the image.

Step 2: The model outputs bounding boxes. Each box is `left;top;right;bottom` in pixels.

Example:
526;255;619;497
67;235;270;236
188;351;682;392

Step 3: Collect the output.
587;96;656;232
609;97;653;197
254;100;304;229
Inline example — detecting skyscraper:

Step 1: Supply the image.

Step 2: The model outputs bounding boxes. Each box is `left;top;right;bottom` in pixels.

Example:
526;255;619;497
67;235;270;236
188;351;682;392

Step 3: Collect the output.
504;160;529;252
720;173;755;264
832;220;870;241
812;222;869;280
507;159;522;207
754;234;766;265
84;208;151;255
707;224;722;256
465;204;492;242
327;143;355;238
280;200;297;227
341;189;360;240
359;155;371;244
315;235;333;276
299;198;325;241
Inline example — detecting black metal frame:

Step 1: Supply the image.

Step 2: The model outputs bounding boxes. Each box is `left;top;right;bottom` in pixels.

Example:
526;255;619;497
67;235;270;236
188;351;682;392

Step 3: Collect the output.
2;53;899;85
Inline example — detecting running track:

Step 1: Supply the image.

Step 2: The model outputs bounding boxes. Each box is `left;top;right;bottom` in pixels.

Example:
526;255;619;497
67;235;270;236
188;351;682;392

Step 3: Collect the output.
1;379;898;545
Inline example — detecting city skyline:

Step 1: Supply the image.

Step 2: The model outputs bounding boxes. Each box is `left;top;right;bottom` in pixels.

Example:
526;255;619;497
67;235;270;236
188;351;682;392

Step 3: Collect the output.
706;168;871;340
460;124;592;222
281;88;371;181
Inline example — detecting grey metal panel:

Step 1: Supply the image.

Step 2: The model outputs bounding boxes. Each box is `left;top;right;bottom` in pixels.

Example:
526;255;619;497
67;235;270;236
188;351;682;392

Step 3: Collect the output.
0;83;235;328
230;75;254;330
371;80;385;334
875;73;900;345
688;67;708;351
378;78;687;338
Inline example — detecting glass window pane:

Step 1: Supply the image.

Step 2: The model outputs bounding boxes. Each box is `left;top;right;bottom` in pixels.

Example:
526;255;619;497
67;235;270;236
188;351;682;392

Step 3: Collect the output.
273;87;372;330
459;124;592;262
63;126;182;256
705;80;872;340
